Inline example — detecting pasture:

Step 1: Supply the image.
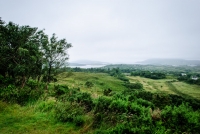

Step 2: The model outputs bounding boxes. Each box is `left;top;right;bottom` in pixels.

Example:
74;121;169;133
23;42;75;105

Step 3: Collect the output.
55;72;126;97
127;76;200;100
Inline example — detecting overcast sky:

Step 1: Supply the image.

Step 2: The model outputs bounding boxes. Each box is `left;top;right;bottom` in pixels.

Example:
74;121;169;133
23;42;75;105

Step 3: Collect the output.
1;0;200;63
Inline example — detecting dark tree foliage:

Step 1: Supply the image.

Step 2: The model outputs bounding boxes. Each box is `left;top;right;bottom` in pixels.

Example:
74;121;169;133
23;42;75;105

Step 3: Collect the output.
0;20;46;87
131;70;166;79
0;19;71;88
178;73;200;85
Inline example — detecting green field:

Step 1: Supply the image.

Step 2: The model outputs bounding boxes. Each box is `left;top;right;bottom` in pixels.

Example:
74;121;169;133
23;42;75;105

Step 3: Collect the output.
55;72;126;97
55;72;200;100
127;76;200;100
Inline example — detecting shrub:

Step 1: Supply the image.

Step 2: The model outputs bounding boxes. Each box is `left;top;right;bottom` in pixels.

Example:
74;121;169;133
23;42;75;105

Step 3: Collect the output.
129;102;144;116
26;79;38;89
73;115;85;126
85;81;94;88
124;82;143;89
109;99;128;113
136;98;154;108
76;92;94;112
118;76;129;82
54;85;69;98
103;88;112;96
0;75;15;86
161;104;200;133
136;91;153;101
54;102;85;124
0;84;43;105
94;97;112;114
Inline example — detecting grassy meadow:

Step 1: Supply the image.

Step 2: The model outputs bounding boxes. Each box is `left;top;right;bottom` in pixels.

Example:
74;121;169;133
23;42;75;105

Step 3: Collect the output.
55;72;127;97
127;76;200;100
54;72;200;100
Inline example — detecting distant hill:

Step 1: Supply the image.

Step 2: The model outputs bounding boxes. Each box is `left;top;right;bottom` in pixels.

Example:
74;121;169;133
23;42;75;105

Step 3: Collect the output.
137;59;200;66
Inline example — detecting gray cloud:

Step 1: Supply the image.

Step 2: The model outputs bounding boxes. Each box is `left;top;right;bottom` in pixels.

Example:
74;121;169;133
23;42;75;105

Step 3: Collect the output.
1;0;200;63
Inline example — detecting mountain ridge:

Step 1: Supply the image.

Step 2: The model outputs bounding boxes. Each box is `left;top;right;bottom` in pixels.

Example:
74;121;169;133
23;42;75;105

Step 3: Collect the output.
136;59;200;66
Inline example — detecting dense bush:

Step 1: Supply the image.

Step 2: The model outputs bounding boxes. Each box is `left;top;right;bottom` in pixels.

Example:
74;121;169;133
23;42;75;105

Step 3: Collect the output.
0;75;15;86
118;76;129;82
26;79;38;90
53;84;69;98
123;82;143;89
85;81;94;88
54;102;85;126
161;104;200;133
92;89;200;133
103;88;112;96
94;97;112;114
76;92;94;112
0;84;44;105
54;86;94;112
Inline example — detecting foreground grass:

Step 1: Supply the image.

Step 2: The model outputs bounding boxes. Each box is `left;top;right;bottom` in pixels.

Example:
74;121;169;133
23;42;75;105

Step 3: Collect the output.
0;100;83;134
127;76;200;99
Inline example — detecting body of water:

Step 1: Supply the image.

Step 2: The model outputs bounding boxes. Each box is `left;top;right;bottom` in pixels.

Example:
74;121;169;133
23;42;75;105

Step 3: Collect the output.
69;64;106;68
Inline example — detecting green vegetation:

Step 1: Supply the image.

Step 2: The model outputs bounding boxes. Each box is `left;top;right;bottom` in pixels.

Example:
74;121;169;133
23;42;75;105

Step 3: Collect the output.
55;72;127;97
128;76;200;100
103;64;200;74
131;70;166;79
0;19;71;89
1;71;200;133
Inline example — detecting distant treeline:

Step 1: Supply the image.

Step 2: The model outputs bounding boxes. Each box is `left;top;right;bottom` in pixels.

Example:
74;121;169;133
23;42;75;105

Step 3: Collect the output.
68;67;166;80
178;74;200;85
103;64;200;74
131;71;166;79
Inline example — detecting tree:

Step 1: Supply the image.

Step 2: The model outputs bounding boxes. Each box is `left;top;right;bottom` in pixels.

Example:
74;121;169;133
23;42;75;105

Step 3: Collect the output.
0;20;45;87
41;33;72;84
0;19;72;88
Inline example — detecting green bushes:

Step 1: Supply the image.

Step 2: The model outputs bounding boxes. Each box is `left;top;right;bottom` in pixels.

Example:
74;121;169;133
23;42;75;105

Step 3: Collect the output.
103;88;112;96
54;102;85;126
109;99;128;113
26;79;38;90
54;85;69;98
94;97;112;114
124;82;143;89
53;86;94;126
0;84;43;105
76;92;94;112
85;81;94;88
0;75;15;86
92;89;200;133
161;104;200;133
55;86;94;112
